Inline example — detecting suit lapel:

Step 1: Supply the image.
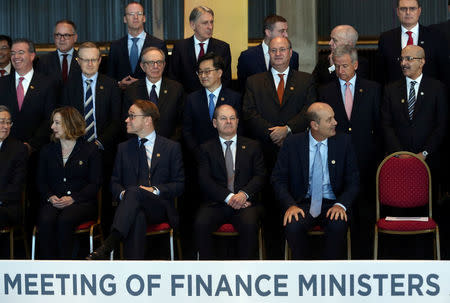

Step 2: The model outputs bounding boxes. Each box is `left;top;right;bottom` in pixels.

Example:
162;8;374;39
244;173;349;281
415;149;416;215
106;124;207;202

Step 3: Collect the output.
398;80;410;121
256;45;267;71
351;77;364;122
327;136;337;189
188;36;197;64
95;74;106;124
332;80;349;123
263;72;279;106
158;78;169;110
412;77;426;119
214;138;227;180
120;37;131;71
52;51;62;74
150;135;162;176
7;76;19;115
282;70;296;106
129;138;140;179
302;134;310;190
21;73;39;110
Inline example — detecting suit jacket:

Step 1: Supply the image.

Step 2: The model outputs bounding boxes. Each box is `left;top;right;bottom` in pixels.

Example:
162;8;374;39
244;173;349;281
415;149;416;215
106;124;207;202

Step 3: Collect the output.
377;24;450;85
110;135;184;227
0;72;57;150
123;77;185;140
242;69;316;146
198;136;266;204
381;75;448;156
169;36;232;93
271;132;359;213
237;44;299;92
36;50;81;83
318;76;381;177
312;53;370;89
0;137;28;205
107;33;168;81
37;139;102;205
183;87;241;154
61;72;121;152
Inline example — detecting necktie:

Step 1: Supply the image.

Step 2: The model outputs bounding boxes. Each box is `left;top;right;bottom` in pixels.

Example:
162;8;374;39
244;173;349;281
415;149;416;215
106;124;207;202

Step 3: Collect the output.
17;77;25;111
61;54;68;83
130;37;139;73
198;42;205;60
0;70;6;77
224;140;234;192
408;81;417;120
84;79;96;142
344;82;353;120
406;31;414;46
149;84;158;104
138;138;150;186
310;142;323;218
208;93;215;120
277;74;284;104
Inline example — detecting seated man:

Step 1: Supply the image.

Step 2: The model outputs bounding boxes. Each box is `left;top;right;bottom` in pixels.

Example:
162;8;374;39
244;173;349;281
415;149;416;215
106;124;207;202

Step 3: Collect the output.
195;104;266;259
271;102;359;259
88;100;184;260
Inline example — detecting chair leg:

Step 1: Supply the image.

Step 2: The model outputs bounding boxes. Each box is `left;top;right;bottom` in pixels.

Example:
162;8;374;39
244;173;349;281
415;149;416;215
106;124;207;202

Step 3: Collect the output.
373;226;378;260
258;227;263;260
169;230;174;261
176;236;182;260
110;250;114;261
31;226;37;260
435;227;441;260
9;228;14;259
21;227;30;259
284;240;289;260
346;228;351;260
89;226;94;254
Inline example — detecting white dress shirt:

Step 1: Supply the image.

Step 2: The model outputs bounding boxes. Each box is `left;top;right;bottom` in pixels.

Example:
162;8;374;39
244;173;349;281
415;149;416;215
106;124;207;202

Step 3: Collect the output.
401;23;419;48
145;77;162;98
194;36;209;59
57;48;74;71
15;69;34;96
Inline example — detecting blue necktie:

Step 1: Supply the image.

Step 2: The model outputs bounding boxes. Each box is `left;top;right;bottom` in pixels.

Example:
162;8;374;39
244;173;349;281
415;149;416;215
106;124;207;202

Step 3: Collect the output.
408;80;417;120
130;37;139;73
208;93;215;120
84;79;95;142
149;84;158;104
310;142;323;217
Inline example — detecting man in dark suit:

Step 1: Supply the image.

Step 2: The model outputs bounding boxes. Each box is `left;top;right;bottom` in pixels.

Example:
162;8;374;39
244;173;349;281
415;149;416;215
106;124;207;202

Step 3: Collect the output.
169;6;231;93
237;14;299;92
312;25;370;89
377;0;449;86
0;35;12;77
124;47;184;140
381;45;447;169
319;45;381;259
271;102;359;259
107;1;168;89
87;100;184;260
195;104;266;260
36;20;80;84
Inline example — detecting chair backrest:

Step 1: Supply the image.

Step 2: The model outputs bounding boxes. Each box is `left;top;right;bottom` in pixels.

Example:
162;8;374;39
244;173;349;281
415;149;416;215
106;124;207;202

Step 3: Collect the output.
376;151;431;218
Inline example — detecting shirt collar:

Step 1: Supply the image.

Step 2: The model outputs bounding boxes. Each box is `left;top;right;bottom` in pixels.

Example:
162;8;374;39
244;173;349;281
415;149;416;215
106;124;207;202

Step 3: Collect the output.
205;84;222;96
15;68;33;81
146;77;162;87
2;62;11;73
194;35;209;46
82;72;98;82
401;23;419;36
406;73;423;85
338;73;357;87
271;66;290;77
261;41;269;55
57;48;74;56
309;130;328;147
141;130;156;144
219;134;238;146
128;31;146;40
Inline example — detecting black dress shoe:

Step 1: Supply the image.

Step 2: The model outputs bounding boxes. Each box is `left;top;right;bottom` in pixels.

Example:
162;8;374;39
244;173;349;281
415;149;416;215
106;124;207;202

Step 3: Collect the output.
86;245;110;260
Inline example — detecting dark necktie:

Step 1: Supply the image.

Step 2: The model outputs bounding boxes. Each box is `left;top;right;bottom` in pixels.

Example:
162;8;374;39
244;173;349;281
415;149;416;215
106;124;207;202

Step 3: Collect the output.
130;37;139;73
149;84;158;104
84;79;95;142
406;31;414;46
277;74;284;104
198;42;205;60
61;54;68;82
408;81;417;120
224;140;234;192
0;70;6;77
138;138;150;186
310;142;323;218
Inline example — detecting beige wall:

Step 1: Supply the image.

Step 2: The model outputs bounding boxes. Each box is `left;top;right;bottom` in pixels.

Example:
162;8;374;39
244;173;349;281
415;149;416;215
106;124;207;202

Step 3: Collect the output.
184;0;248;79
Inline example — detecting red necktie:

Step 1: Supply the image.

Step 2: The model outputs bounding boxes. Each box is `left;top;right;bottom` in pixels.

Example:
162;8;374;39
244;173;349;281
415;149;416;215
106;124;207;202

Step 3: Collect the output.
17;77;25;111
198;43;205;60
62;54;68;82
0;70;5;77
277;74;284;104
406;31;414;46
344;82;353;120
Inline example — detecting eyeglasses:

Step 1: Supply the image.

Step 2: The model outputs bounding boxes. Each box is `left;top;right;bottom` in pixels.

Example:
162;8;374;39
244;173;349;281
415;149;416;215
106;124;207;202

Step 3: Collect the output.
0;46;9;51
142;60;164;67
397;56;423;62
10;50;27;56
77;57;100;64
216;116;237;122
196;69;218;76
126;12;144;17
127;114;149;120
0;120;13;126
54;33;76;39
269;47;290;54
398;7;419;13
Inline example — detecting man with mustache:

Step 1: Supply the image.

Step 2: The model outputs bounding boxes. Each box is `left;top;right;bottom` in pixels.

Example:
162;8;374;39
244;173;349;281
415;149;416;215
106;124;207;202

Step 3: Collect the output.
0;35;12;77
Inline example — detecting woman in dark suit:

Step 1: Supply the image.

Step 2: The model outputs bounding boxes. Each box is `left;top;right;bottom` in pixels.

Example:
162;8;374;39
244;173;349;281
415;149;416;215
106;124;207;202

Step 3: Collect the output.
37;106;102;259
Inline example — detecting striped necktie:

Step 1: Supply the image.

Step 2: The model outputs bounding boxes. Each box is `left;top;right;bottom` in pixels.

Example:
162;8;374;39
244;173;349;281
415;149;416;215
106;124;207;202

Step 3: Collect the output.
84;79;96;142
408;81;417;120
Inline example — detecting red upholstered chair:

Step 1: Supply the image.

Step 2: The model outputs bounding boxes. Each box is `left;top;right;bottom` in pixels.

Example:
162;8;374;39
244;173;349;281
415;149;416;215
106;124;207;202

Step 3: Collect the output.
31;190;104;260
284;226;351;260
374;151;440;259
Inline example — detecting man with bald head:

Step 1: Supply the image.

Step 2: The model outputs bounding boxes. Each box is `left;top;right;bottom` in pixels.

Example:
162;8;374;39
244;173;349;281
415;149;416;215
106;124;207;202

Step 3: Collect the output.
381;45;447;166
272;102;359;259
312;25;370;88
377;0;449;85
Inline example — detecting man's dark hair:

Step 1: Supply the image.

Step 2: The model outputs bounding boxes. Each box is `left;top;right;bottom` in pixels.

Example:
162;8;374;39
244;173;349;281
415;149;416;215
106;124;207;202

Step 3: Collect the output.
197;52;225;72
133;99;160;128
397;0;421;7
189;6;214;23
124;1;145;16
12;38;35;53
54;19;77;33
0;35;12;48
263;14;287;36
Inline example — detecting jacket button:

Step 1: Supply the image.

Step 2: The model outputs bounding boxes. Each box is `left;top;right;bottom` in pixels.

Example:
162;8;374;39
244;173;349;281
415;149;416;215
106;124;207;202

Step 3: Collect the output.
63;178;66;182
67;191;71;195
348;127;352;132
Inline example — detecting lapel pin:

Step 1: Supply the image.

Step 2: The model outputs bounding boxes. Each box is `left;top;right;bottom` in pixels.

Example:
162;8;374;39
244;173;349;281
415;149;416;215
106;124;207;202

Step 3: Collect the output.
221;97;225;101
164;90;167;94
359;88;363;93
156;153;160;157
99;86;104;90
79;160;83;165
289;86;294;91
30;85;35;89
401;99;405;103
331;160;336;164
242;145;246;149
420;41;424;45
420;92;424;95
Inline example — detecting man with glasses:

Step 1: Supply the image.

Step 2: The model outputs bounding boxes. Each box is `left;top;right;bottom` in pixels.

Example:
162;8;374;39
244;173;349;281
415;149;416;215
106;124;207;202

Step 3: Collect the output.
0;105;28;258
242;36;316;259
0;35;13;77
124;47;184;140
36;20;80;84
377;0;449;85
108;1;168;89
87;100;184;260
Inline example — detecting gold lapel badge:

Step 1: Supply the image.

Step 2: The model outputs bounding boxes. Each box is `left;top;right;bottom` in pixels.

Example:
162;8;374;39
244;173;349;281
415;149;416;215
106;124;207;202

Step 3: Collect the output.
420;92;424;96
401;99;405;103
164;90;168;94
331;160;336;164
221;97;225;101
30;85;35;90
289;86;294;91
79;160;83;165
156;153;161;157
99;86;104;90
242;145;246;149
359;88;363;93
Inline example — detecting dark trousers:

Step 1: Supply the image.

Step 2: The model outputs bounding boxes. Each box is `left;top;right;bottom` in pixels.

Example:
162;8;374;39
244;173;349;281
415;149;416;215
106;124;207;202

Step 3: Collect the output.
195;203;260;260
0;203;20;258
112;187;168;260
37;202;96;259
285;200;348;260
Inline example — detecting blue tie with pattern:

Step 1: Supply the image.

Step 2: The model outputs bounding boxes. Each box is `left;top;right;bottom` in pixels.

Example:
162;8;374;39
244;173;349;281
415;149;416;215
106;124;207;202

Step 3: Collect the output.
408;80;417;120
208;93;215;120
310;142;323;217
130;37;139;73
84;79;95;142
